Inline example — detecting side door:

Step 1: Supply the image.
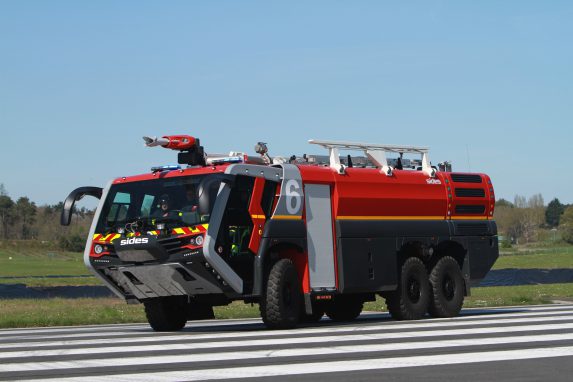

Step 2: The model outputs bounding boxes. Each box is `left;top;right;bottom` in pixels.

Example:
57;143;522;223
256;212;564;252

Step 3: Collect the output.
304;184;336;291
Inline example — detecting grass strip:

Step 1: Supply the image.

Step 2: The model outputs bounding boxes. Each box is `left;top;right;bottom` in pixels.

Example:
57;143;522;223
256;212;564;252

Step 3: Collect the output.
0;277;100;287
494;248;573;270
0;253;86;277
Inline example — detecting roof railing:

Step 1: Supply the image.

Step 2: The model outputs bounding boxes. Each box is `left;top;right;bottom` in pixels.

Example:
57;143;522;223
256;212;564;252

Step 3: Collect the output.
308;139;436;177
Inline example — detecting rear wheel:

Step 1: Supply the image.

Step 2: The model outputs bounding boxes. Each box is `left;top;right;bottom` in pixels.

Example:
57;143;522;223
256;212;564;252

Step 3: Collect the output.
325;296;363;322
144;296;187;332
428;256;465;318
386;257;430;320
260;259;302;329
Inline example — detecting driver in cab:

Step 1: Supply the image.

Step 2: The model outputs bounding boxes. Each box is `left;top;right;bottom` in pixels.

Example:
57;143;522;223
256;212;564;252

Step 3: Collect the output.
152;194;179;220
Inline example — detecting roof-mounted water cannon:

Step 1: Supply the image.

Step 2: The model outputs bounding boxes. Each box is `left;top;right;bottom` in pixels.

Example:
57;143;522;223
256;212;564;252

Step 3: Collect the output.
143;135;206;167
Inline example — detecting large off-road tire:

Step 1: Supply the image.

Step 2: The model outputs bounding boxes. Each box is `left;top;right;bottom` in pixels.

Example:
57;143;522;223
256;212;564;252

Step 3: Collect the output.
428;256;465;318
144;296;187;332
260;259;302;329
325;296;363;322
386;257;430;320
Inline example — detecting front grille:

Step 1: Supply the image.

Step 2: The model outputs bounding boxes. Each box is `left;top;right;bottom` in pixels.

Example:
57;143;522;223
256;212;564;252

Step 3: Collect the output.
455;205;486;214
451;174;483;183
455;188;486;197
157;236;186;255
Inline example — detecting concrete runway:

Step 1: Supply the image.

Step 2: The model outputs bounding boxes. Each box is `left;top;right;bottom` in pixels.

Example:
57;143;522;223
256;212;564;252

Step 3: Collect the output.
0;304;572;381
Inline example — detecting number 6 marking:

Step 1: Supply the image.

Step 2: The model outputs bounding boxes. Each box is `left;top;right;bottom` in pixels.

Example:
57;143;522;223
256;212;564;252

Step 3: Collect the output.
285;179;302;214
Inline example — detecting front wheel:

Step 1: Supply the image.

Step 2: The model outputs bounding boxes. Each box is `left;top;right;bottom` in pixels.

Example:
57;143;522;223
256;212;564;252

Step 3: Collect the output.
144;297;187;332
385;257;430;320
428;256;465;318
260;259;302;329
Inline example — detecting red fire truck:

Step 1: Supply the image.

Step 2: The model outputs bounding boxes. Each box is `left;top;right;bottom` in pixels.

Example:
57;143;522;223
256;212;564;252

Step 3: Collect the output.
61;135;498;331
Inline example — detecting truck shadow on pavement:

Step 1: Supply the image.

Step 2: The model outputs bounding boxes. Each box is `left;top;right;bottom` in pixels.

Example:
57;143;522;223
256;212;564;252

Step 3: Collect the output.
169;306;536;334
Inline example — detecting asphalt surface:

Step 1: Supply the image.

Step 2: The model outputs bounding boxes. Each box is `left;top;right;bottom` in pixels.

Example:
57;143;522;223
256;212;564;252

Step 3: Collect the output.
0;304;572;381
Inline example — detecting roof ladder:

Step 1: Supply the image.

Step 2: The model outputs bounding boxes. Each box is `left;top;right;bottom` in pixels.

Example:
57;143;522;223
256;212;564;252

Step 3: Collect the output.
308;139;436;177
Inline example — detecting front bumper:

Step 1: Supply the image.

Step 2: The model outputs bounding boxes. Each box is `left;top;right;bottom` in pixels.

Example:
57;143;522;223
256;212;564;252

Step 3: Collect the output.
101;261;227;300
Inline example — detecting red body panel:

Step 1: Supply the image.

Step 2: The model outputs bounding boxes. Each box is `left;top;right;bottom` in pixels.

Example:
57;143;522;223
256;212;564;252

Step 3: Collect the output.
280;247;311;294
248;177;266;254
298;166;448;219
112;164;230;185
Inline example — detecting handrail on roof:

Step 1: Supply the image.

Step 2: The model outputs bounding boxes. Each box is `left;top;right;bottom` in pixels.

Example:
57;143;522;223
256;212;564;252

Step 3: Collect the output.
308;139;435;177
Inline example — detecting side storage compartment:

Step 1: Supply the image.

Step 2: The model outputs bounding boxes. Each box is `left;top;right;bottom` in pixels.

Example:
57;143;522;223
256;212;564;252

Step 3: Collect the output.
337;237;398;293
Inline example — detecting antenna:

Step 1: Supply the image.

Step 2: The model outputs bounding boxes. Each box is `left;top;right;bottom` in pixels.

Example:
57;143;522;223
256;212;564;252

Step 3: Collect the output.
466;144;471;172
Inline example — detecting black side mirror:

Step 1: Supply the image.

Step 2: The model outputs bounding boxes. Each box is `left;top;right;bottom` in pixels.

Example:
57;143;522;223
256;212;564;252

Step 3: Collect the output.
61;186;103;226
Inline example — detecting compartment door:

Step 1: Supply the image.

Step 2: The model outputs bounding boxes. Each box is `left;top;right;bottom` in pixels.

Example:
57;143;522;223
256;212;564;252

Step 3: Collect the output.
305;184;336;290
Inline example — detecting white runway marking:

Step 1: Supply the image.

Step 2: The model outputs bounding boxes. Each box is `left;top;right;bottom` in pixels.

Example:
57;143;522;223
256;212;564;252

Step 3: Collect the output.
2;332;573;372
1;321;573;361
15;346;573;382
1;308;572;350
0;304;572;381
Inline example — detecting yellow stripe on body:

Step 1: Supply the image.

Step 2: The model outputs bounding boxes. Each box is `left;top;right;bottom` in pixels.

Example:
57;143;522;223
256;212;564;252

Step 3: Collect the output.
272;215;302;220
93;233;120;242
450;216;490;220
336;216;445;221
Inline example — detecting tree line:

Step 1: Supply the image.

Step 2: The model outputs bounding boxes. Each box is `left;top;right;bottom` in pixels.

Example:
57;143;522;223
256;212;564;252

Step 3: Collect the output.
495;194;573;245
0;184;92;251
1;182;572;251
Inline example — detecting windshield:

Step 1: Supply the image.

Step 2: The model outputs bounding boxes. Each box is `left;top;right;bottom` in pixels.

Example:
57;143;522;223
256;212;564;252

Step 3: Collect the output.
96;175;214;234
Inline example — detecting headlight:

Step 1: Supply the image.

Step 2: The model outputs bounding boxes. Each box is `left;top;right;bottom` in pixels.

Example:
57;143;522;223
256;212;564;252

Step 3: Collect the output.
195;235;204;246
94;244;104;254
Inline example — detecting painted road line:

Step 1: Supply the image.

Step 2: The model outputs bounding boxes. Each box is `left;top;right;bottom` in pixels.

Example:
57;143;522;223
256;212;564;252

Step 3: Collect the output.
2;308;573;346
1;331;573;372
1;314;572;351
14;346;573;382
2;322;573;368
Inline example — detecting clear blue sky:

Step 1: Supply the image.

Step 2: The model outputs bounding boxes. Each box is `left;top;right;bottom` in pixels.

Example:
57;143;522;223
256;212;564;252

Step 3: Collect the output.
1;1;572;207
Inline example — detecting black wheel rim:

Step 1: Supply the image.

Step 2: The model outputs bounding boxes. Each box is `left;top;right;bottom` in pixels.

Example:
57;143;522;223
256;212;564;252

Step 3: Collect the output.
442;275;455;300
407;276;421;303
